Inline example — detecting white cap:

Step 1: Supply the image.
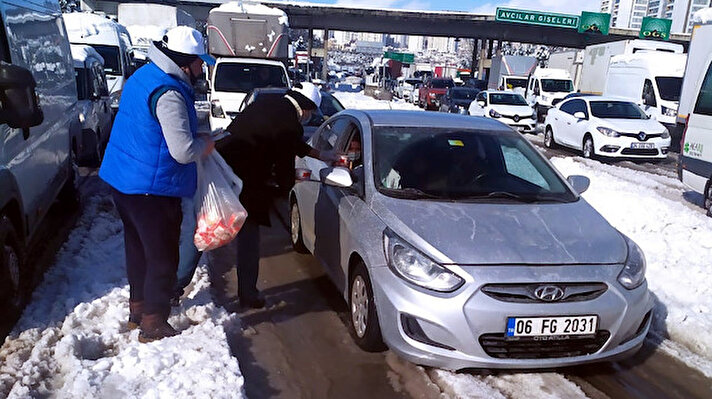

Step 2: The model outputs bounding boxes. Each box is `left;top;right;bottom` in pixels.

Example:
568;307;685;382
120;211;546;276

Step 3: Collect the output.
162;26;215;65
293;82;322;108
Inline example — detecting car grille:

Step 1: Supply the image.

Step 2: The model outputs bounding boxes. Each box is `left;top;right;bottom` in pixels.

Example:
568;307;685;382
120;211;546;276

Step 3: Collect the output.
481;283;608;303
620;148;659;156
619;132;662;141
479;331;610;359
501;114;532;123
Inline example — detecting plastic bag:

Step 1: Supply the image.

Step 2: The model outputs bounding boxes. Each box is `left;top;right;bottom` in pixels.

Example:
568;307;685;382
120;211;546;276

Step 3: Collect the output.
194;152;248;251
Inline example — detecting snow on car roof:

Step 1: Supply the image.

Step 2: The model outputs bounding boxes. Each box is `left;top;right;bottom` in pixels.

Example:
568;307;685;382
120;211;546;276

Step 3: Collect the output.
609;52;687;76
692;7;712;25
125;25;167;48
70;44;104;68
211;1;289;25
531;68;571;79
63;12;129;46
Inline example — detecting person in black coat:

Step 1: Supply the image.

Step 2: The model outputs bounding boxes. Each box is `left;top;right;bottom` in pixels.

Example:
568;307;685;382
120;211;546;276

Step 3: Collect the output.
217;82;335;308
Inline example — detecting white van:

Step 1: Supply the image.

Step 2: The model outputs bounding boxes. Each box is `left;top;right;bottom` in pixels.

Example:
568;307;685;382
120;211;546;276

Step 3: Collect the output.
525;68;575;122
678;24;712;216
0;0;79;319
208;57;290;131
605;53;686;134
70;44;112;167
63;12;134;113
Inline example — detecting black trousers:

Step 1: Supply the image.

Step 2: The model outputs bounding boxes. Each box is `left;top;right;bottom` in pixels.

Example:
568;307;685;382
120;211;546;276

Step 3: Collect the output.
236;217;260;301
111;188;182;316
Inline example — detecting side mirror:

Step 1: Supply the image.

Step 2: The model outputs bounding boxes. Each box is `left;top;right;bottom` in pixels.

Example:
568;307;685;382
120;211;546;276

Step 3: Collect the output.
567;175;590;194
319;166;353;188
477;101;486;107
0;64;43;129
573;111;587;120
194;79;210;95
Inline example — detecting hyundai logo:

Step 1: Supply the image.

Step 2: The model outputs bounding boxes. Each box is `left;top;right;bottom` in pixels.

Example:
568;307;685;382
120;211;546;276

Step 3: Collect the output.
638;132;647;141
534;285;565;302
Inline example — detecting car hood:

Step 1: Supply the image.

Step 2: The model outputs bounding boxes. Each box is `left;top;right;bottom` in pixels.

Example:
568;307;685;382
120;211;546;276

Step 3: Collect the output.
371;195;627;265
598;118;665;133
491;104;533;116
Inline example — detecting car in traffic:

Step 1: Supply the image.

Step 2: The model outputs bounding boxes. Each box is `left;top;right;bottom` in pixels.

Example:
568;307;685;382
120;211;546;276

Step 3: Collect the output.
544;96;671;159
469;90;536;133
439;87;480;114
290;110;653;370
418;78;454;110
236;87;345;140
70;44;113;167
395;77;422;101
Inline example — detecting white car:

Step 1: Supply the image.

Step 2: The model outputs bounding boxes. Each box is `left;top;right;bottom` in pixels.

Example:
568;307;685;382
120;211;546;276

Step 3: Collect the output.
469;90;536;133
544;96;671;159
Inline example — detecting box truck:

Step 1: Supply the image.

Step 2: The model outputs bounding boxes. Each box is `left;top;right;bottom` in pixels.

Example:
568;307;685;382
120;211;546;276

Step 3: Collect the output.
207;1;291;131
525;68;575;122
548;50;584;89
488;55;537;92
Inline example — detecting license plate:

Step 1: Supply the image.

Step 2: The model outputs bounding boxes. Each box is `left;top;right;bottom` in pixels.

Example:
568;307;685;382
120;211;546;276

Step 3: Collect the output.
631;143;655;149
506;315;597;337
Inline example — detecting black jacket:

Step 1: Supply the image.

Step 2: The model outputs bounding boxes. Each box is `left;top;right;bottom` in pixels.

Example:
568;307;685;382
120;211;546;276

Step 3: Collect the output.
217;96;311;226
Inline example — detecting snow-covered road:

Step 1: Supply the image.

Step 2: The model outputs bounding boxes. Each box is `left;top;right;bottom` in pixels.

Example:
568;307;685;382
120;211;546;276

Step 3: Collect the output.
1;91;710;398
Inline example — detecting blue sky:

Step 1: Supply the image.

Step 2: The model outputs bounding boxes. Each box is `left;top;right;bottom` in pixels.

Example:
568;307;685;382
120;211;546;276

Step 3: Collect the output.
282;0;599;14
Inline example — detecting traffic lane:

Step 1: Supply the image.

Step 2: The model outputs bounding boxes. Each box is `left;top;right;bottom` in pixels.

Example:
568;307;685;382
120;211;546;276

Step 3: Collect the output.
211;210;419;399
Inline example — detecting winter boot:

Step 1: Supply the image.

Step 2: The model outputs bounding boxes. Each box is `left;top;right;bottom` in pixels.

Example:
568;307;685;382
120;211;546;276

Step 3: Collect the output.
128;301;144;330
138;313;178;343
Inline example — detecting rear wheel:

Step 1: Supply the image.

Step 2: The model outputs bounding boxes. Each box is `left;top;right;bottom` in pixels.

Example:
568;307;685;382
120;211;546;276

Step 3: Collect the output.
349;261;386;352
289;199;308;254
582;135;595;159
705;179;712;218
0;216;26;321
544;126;558;149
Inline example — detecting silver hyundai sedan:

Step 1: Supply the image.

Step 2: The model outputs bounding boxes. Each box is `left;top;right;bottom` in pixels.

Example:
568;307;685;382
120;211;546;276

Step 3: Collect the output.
290;110;652;370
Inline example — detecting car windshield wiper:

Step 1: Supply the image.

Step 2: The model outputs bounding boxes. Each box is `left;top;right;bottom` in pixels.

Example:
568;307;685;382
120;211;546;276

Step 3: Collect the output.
457;191;533;202
380;187;442;200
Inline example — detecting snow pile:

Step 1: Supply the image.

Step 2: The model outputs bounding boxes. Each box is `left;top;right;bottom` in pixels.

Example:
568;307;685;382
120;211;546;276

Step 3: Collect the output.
333;91;422;111
692;8;712;25
214;1;289;21
125;25;167;48
0;192;245;398
70;44;104;68
430;370;588;399
551;157;712;377
63;12;119;42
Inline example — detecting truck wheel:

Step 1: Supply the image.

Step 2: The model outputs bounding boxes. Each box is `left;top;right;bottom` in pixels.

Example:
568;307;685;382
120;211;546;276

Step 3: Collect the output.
0;216;27;321
349;261;386;352
705;179;712;218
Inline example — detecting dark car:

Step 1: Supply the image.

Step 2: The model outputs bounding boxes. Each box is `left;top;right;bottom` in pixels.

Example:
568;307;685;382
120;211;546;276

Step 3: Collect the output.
439;87;480;114
237;87;345;140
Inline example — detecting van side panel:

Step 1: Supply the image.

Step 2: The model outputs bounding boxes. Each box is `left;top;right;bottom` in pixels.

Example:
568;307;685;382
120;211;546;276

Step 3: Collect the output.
1;0;76;238
681;54;712;195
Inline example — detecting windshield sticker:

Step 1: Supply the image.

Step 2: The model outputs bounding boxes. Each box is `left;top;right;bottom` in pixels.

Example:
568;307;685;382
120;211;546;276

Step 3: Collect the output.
448;139;464;147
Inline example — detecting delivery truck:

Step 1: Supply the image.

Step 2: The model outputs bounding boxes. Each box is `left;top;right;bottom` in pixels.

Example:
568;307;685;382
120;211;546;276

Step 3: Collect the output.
487;55;537;91
548;50;584;89
207;1;291;131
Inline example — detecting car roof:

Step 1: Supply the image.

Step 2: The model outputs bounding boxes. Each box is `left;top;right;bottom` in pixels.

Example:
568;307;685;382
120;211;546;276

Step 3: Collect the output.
564;95;635;104
341;110;516;132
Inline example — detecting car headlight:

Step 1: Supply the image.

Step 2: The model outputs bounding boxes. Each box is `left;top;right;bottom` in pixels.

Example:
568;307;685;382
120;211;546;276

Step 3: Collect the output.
110;91;122;109
662;105;677;117
597;127;621;137
618;236;646;290
384;229;464;292
661;128;670;139
489;109;501;118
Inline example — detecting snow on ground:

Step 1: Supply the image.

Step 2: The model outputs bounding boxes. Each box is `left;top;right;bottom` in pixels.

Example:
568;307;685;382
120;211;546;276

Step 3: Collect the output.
333;91;422;111
0;189;245;398
551;156;712;378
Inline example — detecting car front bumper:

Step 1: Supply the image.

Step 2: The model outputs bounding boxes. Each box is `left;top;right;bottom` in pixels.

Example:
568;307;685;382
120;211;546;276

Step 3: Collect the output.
370;264;653;371
595;135;671;159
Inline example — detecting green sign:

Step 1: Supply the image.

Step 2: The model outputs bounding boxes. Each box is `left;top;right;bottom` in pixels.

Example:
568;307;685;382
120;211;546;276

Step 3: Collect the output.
639;17;672;40
384;51;415;63
495;7;579;29
578;11;611;35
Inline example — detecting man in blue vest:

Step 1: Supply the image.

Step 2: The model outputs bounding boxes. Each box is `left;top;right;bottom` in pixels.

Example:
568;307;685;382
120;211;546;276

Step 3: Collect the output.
99;27;216;343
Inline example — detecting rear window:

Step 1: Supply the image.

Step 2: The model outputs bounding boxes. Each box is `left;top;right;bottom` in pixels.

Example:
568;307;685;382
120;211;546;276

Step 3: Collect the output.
214;63;288;93
694;62;712;116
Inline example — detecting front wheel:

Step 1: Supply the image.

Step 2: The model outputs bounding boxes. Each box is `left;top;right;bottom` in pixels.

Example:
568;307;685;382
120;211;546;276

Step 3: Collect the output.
582;136;595;159
349;262;386;352
544;126;558;149
0;216;27;321
290;199;309;254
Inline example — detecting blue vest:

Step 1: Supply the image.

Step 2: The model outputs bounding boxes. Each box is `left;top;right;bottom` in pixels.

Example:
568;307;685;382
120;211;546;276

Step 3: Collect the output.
99;63;198;198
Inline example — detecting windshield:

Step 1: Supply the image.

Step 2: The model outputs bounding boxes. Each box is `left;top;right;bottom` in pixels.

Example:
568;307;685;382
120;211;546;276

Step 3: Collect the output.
405;79;421;85
214;63;288;93
320;92;345;116
656;77;682;102
91;45;121;76
373;127;576;202
505;78;528;89
451;89;478;100
490;93;528;106
432;80;455;89
541;79;574;93
590;101;648;119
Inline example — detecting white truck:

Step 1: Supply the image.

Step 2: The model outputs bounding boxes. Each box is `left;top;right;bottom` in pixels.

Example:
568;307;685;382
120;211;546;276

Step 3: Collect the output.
604;52;687;147
207;1;291;131
487;55;537;91
63;12;134;114
117;3;196;67
578;39;683;96
548;50;584;89
525;68;575;122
